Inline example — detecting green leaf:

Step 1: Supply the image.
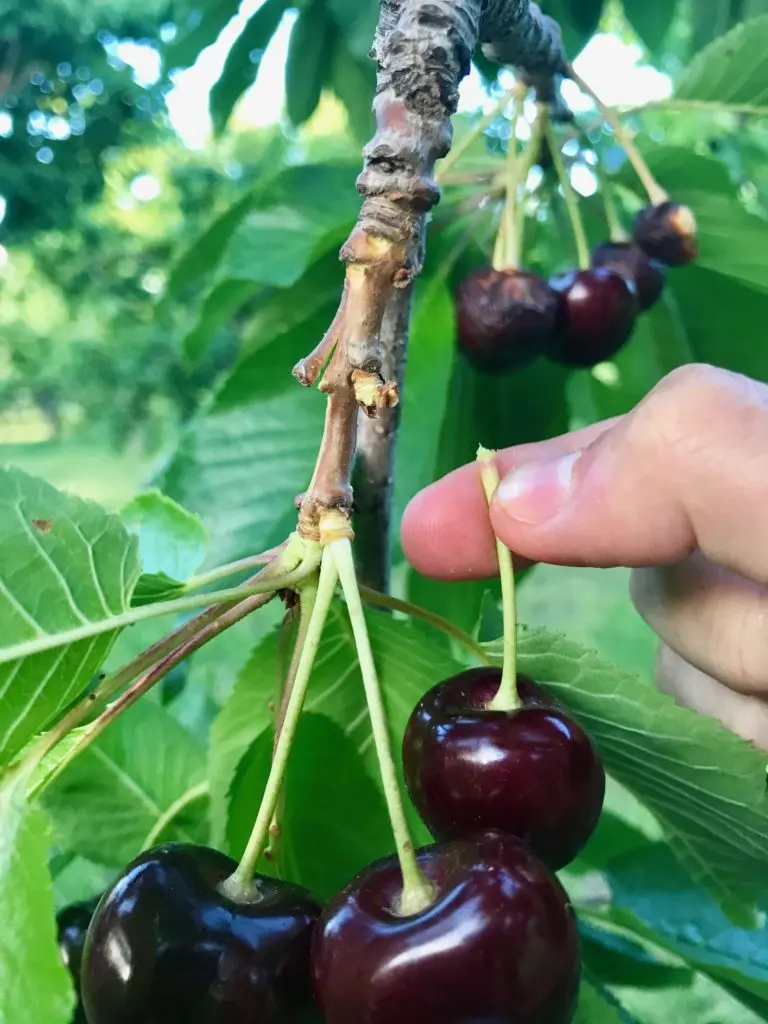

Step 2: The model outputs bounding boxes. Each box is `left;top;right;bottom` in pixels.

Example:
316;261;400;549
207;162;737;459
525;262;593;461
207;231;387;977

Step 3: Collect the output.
227;714;392;899
487;628;768;920
541;0;604;54
0;773;74;1023
220;207;343;289
331;42;376;142
122;489;208;607
678;191;768;295
210;0;292;134
670;268;768;382
675;14;768;104
166;0;243;70
607;844;768;1000
392;275;457;525
623;0;676;50
326;0;378;59
575;973;639;1023
209;604;464;846
160;373;327;570
286;1;337;126
52;854;113;911
182;278;261;366
44;700;208;868
0;468;140;766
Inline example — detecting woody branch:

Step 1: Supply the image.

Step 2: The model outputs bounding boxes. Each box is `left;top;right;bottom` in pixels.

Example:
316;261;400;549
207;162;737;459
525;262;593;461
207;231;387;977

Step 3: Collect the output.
293;0;566;581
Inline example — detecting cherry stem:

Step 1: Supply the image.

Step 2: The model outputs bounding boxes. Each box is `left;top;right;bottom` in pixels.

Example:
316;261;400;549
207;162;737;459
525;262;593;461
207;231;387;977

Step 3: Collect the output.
436;80;525;183
567;65;668;207
267;579;318;863
498;95;524;270
591;148;628;243
542;107;591;271
220;553;339;903
330;537;435;916
359;585;489;663
184;546;286;592
477;447;520;712
140;781;210;852
26;588;277;800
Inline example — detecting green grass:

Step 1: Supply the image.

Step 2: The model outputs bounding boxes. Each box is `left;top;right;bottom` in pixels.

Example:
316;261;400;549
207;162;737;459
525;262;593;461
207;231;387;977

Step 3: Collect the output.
0;440;157;510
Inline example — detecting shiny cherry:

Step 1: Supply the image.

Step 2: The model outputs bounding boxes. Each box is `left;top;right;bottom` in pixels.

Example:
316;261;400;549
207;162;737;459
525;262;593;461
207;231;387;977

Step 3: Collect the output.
403;667;605;870
548;267;637;367
456;266;559;373
57;895;102;1022
81;843;322;1024
312;831;580;1024
633;201;698;267
591;240;665;311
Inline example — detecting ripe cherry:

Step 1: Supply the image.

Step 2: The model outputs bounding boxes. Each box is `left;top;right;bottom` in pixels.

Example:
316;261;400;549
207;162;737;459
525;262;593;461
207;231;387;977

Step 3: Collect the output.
547;267;637;368
633;201;698;267
57;895;102;1022
402;667;605;871
456;266;559;373
312;831;580;1024
591;240;665;311
81;843;322;1024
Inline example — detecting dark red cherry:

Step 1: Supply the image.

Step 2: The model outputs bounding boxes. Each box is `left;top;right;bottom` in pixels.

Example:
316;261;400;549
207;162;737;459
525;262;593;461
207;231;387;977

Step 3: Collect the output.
57;895;102;1022
312;831;580;1024
548;267;638;367
591;240;665;311
402;667;605;870
456;266;559;373
633;201;698;267
81;843;322;1024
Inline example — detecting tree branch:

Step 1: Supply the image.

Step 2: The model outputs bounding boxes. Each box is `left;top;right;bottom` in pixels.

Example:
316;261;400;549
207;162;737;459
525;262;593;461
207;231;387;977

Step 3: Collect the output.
295;0;566;579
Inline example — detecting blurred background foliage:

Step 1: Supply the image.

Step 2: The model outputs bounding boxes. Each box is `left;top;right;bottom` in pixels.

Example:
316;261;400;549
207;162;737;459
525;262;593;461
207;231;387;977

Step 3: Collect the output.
3;0;768;685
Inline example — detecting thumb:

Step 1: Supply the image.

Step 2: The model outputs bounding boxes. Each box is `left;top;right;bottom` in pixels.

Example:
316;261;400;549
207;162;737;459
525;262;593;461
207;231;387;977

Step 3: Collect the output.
491;364;768;579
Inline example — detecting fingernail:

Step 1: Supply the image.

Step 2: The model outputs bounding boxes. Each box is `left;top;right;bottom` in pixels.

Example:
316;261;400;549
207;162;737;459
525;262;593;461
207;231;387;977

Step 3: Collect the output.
495;451;580;524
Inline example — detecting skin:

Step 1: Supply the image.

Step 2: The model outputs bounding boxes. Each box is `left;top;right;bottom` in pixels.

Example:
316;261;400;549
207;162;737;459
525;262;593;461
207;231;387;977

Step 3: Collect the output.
401;363;768;749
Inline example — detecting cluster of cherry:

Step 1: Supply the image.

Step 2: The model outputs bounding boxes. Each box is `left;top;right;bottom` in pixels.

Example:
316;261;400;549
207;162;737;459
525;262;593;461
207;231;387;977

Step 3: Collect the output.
457;200;698;372
57;662;604;1024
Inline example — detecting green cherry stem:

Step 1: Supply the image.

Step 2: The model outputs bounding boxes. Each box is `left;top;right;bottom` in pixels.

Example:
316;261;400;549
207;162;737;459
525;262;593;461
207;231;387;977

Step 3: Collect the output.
26;588;277;800
436;80;525;183
477;447;520;713
140;781;210;851
267;578;318;863
542;107;590;271
593;153;628;243
330;537;435;916
567;65;668;207
220;551;339;903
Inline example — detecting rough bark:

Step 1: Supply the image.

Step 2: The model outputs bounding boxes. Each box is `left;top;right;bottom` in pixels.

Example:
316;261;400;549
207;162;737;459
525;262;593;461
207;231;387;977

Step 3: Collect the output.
294;0;566;580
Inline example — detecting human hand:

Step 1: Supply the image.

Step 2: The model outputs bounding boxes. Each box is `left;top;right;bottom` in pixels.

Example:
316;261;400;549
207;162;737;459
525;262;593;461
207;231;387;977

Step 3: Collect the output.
401;364;768;748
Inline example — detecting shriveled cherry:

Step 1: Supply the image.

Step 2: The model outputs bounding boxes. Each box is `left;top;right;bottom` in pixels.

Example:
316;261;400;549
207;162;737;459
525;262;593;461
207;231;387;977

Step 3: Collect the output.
547;267;637;367
312;831;580;1024
633;201;698;267
456;266;559;373
403;667;605;871
81;843;322;1024
591;240;665;311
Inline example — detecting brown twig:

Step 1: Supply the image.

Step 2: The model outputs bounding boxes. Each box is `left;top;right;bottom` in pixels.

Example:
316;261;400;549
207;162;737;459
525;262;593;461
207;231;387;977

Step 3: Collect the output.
295;0;566;581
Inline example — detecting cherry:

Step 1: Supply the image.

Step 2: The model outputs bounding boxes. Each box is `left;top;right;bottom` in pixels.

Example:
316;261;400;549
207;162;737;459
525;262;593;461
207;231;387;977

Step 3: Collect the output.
591;240;665;311
402;667;605;871
81;843;322;1024
633;201;698;267
312;831;580;1024
456;266;559;373
547;267;638;367
57;895;102;1022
